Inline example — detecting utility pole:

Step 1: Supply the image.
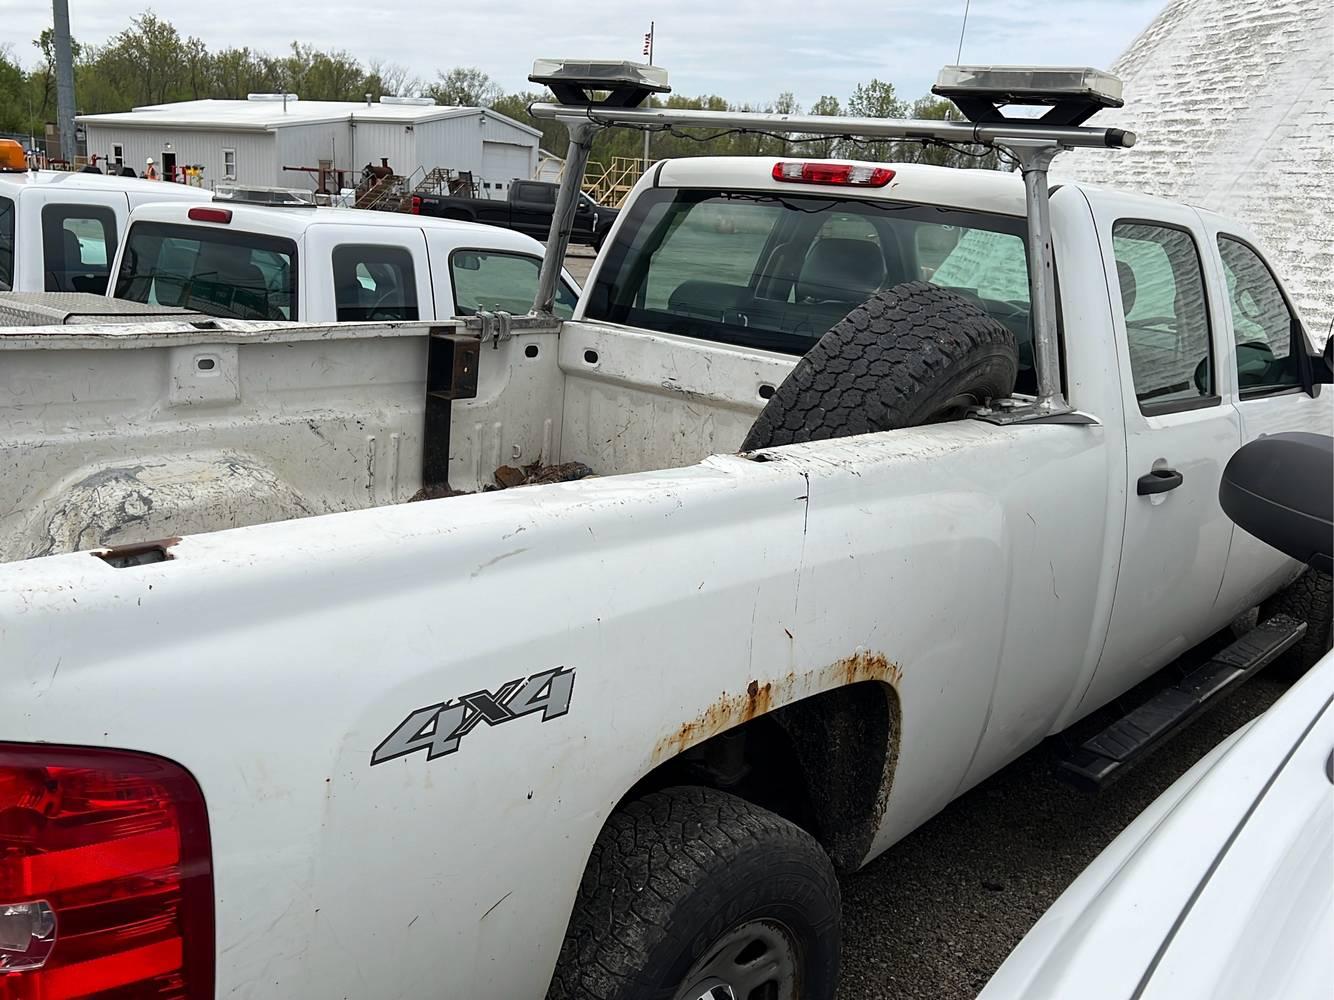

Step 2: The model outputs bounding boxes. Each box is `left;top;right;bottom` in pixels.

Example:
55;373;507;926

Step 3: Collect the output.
52;0;77;164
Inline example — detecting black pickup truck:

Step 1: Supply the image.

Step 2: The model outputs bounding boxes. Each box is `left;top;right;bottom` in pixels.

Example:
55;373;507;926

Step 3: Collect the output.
409;179;617;249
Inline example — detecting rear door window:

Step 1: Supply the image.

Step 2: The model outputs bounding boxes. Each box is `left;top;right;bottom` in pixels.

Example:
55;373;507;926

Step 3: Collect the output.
1112;221;1215;413
450;249;576;320
116;221;297;320
42;204;118;293
0;196;13;290
332;244;419;321
1217;236;1302;397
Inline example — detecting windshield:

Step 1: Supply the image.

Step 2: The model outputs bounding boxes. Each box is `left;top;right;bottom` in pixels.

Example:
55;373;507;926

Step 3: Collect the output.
584;188;1039;392
115;221;297;320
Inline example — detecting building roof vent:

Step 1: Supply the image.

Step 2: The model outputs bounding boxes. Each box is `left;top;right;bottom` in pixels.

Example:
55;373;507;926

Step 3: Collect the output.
380;96;436;106
246;93;299;102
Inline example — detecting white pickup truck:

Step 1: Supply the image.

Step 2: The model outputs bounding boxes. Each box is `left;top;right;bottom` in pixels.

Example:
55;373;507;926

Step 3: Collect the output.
0;63;1330;1000
106;186;581;323
0;141;207;295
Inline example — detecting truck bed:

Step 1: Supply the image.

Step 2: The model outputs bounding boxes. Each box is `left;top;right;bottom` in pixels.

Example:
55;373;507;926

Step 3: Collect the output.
0;314;797;561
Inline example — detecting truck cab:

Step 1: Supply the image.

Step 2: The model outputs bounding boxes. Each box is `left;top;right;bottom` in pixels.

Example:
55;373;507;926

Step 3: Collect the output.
108;188;581;322
0;141;208;295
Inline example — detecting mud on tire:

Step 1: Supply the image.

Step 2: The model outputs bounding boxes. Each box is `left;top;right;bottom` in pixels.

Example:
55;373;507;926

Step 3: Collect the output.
742;281;1019;451
545;786;841;1000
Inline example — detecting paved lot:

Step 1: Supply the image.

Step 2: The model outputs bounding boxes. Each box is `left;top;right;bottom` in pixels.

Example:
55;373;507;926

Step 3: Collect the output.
835;671;1288;999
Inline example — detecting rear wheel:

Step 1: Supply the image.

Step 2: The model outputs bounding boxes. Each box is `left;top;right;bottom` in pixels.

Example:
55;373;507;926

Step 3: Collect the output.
1261;569;1333;679
545;786;841;1000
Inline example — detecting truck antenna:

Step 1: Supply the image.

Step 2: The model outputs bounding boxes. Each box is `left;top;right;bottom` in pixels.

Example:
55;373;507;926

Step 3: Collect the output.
956;0;972;63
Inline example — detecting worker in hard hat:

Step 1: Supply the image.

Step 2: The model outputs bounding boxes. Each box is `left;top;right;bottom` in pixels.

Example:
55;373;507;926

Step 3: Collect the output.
144;157;158;181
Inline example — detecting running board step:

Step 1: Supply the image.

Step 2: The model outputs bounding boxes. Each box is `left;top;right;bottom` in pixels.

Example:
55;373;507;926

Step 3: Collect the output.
1059;614;1307;791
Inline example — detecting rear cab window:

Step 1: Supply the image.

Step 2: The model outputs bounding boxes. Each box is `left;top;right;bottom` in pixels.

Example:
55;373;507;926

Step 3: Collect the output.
450;249;577;320
115;221;297;320
0;196;13;290
332;244;419;321
43;204;118;294
584;188;1042;393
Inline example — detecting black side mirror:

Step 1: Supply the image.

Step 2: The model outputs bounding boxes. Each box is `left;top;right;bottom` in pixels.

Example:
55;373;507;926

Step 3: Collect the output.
1294;321;1333;391
1219;432;1333;574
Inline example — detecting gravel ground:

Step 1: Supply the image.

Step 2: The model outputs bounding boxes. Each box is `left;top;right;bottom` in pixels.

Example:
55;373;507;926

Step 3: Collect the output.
560;241;1291;998
835;669;1290;999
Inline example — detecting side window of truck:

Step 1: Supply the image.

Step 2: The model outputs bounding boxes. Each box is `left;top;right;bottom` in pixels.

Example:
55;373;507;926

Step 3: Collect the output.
450;250;576;319
0;196;13;290
42;204;118;294
1112;221;1215;414
1216;236;1301;397
515;183;555;206
332;244;420;321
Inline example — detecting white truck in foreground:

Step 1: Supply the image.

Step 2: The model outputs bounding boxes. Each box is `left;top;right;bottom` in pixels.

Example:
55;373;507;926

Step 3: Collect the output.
0;63;1330;1000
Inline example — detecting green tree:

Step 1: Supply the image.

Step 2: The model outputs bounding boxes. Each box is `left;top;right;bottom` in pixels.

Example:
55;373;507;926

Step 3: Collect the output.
282;43;367;101
0;46;31;132
907;95;1002;169
427;67;502;107
805;95;843;157
845;79;908;162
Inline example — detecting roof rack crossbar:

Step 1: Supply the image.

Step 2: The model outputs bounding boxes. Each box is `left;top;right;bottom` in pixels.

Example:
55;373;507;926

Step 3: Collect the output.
527;103;1136;150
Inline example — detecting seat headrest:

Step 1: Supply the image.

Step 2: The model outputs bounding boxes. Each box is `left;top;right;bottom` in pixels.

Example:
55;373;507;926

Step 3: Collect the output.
1117;260;1137;315
797;238;885;303
62;229;83;268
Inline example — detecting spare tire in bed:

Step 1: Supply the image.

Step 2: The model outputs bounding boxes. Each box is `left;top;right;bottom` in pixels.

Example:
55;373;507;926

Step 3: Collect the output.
741;281;1019;451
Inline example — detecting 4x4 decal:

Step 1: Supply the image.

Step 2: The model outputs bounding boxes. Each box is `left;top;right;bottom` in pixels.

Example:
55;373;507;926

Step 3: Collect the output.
371;667;575;765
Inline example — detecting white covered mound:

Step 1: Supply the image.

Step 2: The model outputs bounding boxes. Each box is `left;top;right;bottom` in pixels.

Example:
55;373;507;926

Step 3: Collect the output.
1059;0;1334;338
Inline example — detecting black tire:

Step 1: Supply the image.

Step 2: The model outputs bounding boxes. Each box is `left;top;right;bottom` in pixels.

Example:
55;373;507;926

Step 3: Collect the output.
546;786;841;1000
741;281;1018;451
1261;569;1333;679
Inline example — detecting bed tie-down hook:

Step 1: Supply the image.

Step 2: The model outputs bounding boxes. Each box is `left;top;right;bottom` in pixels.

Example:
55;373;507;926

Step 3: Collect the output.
474;310;514;348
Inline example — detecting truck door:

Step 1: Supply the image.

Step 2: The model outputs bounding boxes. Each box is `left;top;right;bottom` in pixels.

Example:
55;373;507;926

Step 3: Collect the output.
303;224;435;323
20;189;127;293
1197;217;1334;611
1079;199;1243;712
509;181;556;238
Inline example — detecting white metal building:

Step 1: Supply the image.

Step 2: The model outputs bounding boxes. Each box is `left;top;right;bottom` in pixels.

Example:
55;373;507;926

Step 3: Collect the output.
1058;0;1334;336
77;97;541;197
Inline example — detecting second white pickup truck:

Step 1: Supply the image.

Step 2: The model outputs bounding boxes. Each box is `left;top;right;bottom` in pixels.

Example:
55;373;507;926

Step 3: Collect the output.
0;62;1329;1000
107;185;581;323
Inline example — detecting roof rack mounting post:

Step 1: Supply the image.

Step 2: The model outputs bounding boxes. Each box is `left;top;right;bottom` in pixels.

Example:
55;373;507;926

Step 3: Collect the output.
533;120;598;315
1009;138;1068;415
528;59;671;316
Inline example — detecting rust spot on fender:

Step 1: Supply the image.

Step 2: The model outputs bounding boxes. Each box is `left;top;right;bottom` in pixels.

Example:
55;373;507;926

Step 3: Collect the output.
835;650;903;688
652;649;901;763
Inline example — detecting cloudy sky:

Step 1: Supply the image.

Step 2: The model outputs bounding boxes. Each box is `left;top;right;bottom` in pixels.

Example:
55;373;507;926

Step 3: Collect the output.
1;0;1166;106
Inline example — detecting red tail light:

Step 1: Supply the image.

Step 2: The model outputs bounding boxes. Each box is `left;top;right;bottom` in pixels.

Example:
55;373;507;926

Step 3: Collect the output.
771;161;895;188
410;196;422;215
0;745;213;999
186;207;231;224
